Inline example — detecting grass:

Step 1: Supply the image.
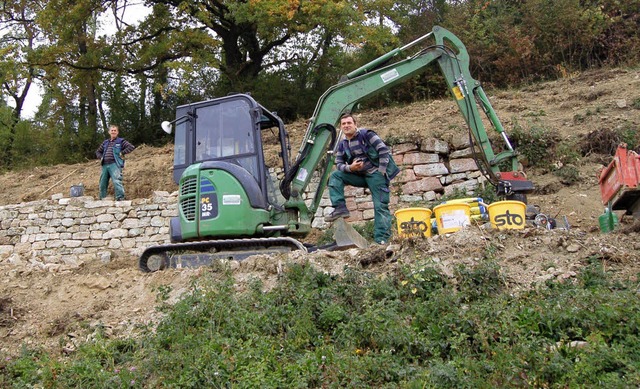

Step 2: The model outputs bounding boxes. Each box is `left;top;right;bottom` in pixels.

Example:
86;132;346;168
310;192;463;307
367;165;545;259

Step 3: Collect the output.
2;258;639;388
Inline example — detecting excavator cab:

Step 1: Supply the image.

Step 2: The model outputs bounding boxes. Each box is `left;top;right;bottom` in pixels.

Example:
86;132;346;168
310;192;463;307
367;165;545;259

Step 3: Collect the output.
165;94;291;243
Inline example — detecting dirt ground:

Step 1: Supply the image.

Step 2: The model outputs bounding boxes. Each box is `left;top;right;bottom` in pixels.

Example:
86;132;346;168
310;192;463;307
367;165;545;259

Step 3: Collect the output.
1;67;639;356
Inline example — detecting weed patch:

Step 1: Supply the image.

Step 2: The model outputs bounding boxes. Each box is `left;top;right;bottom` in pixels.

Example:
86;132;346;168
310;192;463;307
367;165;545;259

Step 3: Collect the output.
2;261;640;387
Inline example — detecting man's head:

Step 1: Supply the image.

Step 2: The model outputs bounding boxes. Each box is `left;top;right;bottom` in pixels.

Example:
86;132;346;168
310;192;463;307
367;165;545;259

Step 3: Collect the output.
339;113;358;140
108;125;119;140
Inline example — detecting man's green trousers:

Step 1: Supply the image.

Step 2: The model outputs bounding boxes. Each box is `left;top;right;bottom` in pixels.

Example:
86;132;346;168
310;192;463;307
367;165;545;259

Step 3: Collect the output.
99;163;125;200
328;170;391;244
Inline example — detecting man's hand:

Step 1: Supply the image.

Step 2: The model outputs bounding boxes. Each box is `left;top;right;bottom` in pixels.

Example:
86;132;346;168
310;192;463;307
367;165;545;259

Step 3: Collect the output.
350;159;365;172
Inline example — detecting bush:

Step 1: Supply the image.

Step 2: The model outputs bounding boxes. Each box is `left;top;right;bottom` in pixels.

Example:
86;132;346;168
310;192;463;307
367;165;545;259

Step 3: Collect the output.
3;260;640;387
509;120;560;168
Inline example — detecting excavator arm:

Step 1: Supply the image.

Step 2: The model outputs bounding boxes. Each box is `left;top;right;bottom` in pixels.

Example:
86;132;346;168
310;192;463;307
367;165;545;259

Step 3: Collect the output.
282;25;533;219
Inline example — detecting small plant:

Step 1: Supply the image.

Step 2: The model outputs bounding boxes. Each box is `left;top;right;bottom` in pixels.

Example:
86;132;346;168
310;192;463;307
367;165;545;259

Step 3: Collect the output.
632;97;640;109
473;183;498;204
399;260;448;298
439;187;472;202
509;119;559;168
353;220;375;241
616;124;640;151
154;284;173;303
553;164;580;185
314;227;335;246
454;261;505;302
555;139;582;165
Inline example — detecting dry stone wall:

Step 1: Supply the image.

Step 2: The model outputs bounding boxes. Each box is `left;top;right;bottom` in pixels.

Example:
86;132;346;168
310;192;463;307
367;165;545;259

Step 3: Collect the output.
0;135;488;269
0;192;178;272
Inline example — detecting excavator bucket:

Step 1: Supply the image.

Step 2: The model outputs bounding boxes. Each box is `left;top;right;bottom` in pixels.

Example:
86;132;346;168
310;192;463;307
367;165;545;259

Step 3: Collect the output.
332;218;369;249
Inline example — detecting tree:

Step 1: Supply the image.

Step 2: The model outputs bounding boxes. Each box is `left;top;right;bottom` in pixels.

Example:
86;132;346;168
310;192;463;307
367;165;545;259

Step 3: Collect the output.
0;0;40;165
146;0;380;94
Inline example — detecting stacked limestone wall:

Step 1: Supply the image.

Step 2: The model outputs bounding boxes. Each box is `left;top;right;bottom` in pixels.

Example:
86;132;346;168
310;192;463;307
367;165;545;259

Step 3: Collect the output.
0;193;178;271
0;135;488;269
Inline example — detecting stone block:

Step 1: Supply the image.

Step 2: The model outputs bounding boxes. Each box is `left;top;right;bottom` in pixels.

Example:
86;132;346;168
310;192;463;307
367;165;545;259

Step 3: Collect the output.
357;201;374;210
450;147;473;159
402;152;440;165
443;179;479;195
414;163;449;177
96;214;115;223
424;191;438;201
401;177;443;194
72;231;91;240
345;186;365;197
108;239;122;249
449;158;478;173
442;172;468;185
150;216;165;227
347;210;364;221
64;240;82;248
399;195;423;203
45;240;63;248
102;229;128;239
392;143;419;154
421;138;449;154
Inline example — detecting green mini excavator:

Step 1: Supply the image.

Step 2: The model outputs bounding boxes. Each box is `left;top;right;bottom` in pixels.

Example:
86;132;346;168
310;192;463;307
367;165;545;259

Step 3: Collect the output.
139;26;534;272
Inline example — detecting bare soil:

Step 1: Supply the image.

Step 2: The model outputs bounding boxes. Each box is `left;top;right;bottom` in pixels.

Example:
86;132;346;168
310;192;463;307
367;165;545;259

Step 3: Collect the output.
1;67;640;356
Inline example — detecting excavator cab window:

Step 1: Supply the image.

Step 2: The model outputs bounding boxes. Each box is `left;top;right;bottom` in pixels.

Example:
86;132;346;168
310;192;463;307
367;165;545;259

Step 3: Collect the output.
171;94;291;207
192;98;260;181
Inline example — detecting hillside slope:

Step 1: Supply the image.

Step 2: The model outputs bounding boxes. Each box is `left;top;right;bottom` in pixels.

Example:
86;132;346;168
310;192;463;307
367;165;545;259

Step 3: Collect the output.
1;67;639;356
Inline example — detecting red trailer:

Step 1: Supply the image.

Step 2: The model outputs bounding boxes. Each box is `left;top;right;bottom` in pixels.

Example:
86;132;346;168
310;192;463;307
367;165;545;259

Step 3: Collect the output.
599;144;640;216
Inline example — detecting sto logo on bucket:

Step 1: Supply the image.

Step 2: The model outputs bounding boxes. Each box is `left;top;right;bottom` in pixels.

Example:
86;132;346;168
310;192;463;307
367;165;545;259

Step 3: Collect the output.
400;217;429;235
493;210;524;228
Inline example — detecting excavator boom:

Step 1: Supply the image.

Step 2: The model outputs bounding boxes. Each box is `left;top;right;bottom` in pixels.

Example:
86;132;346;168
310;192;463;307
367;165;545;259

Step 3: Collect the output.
284;26;532;214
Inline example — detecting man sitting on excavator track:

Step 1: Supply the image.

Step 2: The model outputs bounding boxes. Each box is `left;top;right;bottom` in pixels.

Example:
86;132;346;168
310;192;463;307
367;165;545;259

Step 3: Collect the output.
326;113;399;244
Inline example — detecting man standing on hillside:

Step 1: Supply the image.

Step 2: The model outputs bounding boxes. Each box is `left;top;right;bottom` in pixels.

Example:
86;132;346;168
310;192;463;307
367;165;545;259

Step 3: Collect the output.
96;125;136;201
326;113;399;245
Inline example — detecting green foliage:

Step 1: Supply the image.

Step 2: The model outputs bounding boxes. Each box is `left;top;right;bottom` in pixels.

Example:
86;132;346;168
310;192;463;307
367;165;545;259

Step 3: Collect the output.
313;227;336;246
616;123;640;151
353;220;376;242
0;0;638;171
509;119;560;168
555;138;582;165
473;183;499;204
553;164;581;185
2;260;640;387
454;261;505;303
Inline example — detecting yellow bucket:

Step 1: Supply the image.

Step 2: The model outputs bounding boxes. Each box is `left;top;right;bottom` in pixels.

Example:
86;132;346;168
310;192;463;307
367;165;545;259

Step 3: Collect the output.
394;208;433;238
433;203;471;234
487;201;527;230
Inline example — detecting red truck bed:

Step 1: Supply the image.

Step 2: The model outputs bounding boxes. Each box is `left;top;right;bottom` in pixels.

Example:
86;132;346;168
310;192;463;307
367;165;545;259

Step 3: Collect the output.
599;144;640;214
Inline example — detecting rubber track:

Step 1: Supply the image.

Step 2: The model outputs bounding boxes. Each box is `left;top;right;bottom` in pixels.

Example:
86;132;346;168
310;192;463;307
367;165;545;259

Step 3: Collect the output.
139;237;307;272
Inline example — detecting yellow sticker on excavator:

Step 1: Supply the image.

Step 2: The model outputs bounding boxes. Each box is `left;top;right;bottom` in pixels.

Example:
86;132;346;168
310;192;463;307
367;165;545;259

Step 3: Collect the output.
452;86;464;100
